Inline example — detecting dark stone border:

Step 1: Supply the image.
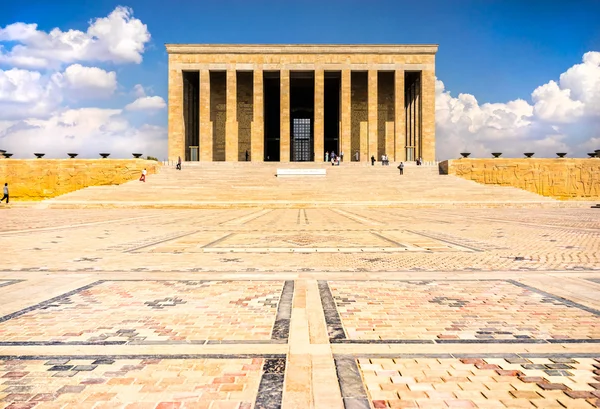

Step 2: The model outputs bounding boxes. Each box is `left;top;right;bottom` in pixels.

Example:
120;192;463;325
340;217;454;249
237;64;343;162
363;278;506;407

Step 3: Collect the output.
0;353;286;360
405;229;484;252
0;279;293;345
271;280;294;341
0;354;285;409
0;279;24;288
318;281;345;340
319;279;600;344
125;230;201;252
334;356;370;409
335;352;600;359
587;278;600;285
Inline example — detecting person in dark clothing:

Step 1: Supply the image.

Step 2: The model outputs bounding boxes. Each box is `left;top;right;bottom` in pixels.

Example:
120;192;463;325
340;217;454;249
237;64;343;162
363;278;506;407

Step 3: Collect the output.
371;155;375;166
245;150;249;161
398;162;404;175
0;183;8;204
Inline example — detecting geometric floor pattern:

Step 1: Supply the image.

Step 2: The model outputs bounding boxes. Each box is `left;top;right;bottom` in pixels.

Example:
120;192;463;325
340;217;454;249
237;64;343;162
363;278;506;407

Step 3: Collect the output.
0;280;293;345
0;207;599;408
336;354;600;409
321;280;600;343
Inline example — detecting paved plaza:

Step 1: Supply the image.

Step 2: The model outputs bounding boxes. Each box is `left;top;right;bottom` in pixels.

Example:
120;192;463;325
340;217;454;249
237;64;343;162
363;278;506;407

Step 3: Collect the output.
0;207;599;408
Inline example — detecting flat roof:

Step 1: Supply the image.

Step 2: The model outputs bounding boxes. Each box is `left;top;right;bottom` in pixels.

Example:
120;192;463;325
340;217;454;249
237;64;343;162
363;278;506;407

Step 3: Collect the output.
165;44;439;55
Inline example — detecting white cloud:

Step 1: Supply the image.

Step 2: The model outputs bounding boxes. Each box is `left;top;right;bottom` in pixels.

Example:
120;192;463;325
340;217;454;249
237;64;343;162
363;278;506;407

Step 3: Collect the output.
53;64;117;98
133;83;146;97
0;108;166;158
0;67;63;119
436;51;600;160
0;8;164;160
0;64;118;118
0;6;150;69
125;96;166;111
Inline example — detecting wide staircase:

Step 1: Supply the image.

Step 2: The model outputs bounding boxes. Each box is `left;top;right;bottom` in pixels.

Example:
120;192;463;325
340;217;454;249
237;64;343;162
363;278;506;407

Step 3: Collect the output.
39;161;566;209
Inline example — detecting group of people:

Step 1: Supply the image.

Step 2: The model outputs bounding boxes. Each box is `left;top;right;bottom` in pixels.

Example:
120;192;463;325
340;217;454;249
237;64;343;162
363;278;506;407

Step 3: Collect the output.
325;151;343;164
134;153;423;182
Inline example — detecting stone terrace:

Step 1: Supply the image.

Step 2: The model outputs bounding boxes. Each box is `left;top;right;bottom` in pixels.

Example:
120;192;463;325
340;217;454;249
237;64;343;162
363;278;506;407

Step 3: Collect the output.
39;162;568;209
0;203;599;408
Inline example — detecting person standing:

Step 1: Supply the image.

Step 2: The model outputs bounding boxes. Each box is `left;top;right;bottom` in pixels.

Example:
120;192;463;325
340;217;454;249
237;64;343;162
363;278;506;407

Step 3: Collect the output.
0;183;8;204
139;168;147;182
371;155;375;166
355;151;359;161
176;156;182;170
245;150;249;161
398;162;404;175
340;151;344;162
325;151;329;162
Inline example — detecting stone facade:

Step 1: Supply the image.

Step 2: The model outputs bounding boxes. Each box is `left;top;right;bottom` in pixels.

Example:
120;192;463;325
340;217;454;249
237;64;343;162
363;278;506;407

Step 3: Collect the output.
166;44;438;162
0;160;160;201
441;158;600;200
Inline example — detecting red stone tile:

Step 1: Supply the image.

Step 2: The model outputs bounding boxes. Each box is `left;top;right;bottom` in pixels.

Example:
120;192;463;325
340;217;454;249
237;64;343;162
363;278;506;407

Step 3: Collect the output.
564;391;595;399
537;383;569;391
156;404;182;409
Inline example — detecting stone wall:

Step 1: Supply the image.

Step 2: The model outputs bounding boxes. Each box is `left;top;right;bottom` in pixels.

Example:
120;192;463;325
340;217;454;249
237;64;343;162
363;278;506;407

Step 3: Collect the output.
210;72;226;161
351;72;368;160
0;159;160;201
441;158;600;200
237;72;253;161
167;45;437;162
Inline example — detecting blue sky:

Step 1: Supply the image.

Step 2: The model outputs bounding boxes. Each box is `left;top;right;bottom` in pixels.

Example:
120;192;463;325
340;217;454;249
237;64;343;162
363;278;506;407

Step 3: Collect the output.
4;0;598;102
0;0;599;159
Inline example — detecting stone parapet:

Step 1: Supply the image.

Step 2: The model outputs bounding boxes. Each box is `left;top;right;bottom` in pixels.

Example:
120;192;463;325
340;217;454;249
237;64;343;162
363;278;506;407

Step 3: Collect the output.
0;159;160;201
441;158;600;200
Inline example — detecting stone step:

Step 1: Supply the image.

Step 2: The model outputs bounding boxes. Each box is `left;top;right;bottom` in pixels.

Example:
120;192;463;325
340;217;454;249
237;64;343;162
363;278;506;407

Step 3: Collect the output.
40;162;566;208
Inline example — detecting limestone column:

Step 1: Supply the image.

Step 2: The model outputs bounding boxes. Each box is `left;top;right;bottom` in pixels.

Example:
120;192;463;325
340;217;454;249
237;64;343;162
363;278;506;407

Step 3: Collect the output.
251;69;264;162
225;69;238;161
368;70;378;161
421;70;436;162
394;69;406;162
280;69;290;162
199;69;212;162
167;68;185;162
340;70;351;161
314;69;324;162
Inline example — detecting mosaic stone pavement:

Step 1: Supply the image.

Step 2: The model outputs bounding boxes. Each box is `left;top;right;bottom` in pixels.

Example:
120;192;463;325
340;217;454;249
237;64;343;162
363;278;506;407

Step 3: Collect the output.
0;207;599;408
0;280;292;345
321;280;600;342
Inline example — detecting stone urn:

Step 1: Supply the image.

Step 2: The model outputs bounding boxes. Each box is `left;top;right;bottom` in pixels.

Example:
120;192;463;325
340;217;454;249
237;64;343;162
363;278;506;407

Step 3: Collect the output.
3;153;13;158
589;153;597;158
132;153;143;158
491;152;502;158
524;153;534;158
67;153;78;158
99;153;110;158
34;153;45;158
556;152;567;158
460;152;471;158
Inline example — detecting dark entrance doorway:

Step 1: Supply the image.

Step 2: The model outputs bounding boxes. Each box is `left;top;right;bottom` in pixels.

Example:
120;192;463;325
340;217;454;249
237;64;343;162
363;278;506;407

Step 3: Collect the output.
292;118;312;161
264;72;280;161
324;72;340;156
290;72;314;162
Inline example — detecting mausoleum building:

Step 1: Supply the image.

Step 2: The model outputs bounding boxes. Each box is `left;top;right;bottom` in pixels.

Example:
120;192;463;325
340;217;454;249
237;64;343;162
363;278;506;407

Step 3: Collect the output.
166;44;437;162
